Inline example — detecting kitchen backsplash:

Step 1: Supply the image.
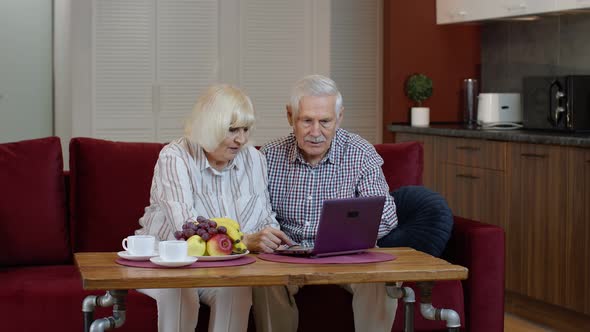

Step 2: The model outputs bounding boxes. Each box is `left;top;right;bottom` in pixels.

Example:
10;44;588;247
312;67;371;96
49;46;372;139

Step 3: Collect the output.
481;12;590;93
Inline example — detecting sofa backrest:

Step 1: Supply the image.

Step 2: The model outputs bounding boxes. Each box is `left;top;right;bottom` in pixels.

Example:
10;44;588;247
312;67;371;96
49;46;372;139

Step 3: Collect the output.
0;137;71;266
68;138;423;252
375;141;423;191
69;137;165;252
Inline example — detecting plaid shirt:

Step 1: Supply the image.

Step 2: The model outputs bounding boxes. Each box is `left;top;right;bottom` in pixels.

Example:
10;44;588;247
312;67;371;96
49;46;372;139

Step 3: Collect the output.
260;128;397;246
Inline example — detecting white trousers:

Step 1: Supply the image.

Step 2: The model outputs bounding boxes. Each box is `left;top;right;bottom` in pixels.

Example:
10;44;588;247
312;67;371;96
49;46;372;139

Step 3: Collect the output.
138;287;252;332
252;283;397;332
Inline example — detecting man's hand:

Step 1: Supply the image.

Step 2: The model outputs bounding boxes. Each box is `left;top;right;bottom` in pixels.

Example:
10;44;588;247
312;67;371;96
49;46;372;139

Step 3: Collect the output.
243;227;296;253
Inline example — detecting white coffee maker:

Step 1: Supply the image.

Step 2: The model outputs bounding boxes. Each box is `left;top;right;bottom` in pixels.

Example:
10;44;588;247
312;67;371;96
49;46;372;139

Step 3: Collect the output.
477;93;523;129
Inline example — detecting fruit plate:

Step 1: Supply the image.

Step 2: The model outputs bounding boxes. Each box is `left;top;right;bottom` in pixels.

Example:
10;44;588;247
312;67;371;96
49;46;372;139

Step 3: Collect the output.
150;256;198;267
195;250;250;262
117;250;159;261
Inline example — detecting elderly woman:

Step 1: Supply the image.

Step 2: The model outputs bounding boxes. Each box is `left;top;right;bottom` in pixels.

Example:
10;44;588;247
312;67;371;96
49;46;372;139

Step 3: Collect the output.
135;84;293;332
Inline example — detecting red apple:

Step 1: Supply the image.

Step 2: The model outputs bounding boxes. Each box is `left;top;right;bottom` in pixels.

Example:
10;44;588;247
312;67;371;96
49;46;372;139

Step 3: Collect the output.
206;234;232;256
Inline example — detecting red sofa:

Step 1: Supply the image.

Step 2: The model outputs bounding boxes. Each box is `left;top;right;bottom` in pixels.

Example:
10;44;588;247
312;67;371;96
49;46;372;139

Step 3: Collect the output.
0;136;505;332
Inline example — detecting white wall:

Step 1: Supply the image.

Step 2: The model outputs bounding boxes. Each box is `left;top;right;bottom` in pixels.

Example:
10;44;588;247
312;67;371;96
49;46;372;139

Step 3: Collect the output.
0;0;53;143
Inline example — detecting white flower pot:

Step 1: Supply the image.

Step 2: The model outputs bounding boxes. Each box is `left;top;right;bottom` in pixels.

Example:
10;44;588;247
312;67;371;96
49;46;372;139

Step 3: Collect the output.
411;107;430;127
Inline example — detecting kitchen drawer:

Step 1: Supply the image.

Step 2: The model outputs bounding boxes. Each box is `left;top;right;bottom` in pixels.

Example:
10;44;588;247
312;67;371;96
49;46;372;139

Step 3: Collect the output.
439;163;506;227
439;137;506;170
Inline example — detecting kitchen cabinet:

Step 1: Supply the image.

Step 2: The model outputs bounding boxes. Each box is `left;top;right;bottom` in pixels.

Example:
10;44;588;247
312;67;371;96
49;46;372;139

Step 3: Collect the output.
565;147;590;314
436;0;496;24
393;131;590;318
437;0;587;24
440;164;505;228
438;137;507;228
498;0;556;17
560;0;590;10
436;0;473;24
507;143;568;306
395;133;506;228
508;143;590;316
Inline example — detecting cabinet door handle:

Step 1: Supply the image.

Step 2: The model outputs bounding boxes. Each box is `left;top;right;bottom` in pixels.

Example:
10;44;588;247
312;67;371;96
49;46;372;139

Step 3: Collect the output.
456;146;480;151
456;174;480;180
521;153;547;159
586;160;590;163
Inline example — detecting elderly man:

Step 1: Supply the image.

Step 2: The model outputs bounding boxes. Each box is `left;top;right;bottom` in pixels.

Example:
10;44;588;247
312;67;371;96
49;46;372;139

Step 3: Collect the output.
253;74;399;332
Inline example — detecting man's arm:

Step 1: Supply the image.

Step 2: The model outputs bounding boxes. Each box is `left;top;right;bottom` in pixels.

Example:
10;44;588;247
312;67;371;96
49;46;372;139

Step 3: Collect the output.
357;152;398;238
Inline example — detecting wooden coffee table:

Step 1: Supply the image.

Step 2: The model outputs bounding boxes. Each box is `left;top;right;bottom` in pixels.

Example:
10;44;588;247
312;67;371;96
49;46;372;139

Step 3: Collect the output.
76;247;467;332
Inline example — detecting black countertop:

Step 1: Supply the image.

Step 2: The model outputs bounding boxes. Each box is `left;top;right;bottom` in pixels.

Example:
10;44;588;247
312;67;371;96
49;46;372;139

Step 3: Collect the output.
387;124;590;148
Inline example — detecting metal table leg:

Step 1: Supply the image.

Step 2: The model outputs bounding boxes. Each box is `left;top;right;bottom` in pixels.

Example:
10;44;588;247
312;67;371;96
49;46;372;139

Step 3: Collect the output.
82;290;128;332
417;282;461;332
387;283;416;332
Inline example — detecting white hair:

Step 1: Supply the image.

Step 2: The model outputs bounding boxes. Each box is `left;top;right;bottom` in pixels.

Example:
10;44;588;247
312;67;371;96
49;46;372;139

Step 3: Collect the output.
289;74;343;118
185;84;254;152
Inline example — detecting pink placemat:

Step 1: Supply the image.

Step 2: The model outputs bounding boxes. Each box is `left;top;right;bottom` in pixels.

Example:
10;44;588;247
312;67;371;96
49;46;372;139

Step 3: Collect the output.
258;252;396;264
115;256;256;269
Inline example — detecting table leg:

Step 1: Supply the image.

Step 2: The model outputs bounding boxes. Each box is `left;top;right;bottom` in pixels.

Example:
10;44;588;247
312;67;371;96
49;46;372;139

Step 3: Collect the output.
82;290;128;332
387;283;416;332
416;282;461;332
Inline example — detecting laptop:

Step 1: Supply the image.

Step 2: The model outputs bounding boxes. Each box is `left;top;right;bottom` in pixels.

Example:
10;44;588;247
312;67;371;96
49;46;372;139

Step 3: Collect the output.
274;196;386;258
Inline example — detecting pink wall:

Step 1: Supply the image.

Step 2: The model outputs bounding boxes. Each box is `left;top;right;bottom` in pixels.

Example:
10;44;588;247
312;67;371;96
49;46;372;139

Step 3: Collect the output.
383;0;481;142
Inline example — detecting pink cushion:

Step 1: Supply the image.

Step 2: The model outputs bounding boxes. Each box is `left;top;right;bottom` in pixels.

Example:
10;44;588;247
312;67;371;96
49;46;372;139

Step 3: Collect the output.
0;137;69;266
375;142;423;191
69;138;165;252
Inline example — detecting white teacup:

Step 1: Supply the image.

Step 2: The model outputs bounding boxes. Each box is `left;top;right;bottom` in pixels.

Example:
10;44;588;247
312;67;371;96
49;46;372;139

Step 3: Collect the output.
158;240;188;262
122;235;155;256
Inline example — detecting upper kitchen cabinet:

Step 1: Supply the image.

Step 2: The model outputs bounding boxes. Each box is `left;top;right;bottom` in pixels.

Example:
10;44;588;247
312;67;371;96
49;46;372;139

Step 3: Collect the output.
560;0;590;10
497;0;556;18
436;0;478;24
436;0;517;24
436;0;588;24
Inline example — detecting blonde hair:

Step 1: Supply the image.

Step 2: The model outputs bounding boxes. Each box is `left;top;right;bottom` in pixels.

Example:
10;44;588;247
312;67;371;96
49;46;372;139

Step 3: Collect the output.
185;85;255;152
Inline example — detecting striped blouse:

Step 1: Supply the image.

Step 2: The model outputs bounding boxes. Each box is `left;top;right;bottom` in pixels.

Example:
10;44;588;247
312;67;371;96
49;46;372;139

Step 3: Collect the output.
135;137;279;241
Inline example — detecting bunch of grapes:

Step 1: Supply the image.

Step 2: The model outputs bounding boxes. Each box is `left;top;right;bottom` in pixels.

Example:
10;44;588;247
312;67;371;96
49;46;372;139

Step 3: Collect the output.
173;216;227;242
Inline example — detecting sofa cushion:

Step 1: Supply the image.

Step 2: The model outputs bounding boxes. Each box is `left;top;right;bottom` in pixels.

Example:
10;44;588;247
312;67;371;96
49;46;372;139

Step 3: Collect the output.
0;137;69;266
374;142;423;191
69;138;165;252
378;186;454;257
0;265;158;332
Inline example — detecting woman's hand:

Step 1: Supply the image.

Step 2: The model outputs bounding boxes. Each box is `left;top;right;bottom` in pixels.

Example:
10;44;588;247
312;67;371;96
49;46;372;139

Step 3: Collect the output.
243;227;296;253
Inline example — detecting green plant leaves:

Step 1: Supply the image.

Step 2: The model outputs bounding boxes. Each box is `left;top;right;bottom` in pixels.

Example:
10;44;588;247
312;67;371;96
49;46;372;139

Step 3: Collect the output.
405;74;433;106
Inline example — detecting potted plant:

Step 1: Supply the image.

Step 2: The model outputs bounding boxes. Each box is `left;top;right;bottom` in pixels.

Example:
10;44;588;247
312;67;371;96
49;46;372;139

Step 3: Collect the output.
405;73;433;127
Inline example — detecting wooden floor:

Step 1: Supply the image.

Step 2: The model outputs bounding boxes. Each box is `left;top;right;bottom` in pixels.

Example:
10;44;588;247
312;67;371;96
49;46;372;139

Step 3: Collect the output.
504;313;556;332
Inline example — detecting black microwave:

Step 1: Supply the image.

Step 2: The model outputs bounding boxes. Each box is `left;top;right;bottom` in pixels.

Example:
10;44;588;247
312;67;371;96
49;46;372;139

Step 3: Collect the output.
523;75;590;132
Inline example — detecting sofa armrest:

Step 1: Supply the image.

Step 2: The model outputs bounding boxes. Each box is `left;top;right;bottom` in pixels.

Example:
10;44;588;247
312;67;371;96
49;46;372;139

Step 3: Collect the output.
442;216;505;332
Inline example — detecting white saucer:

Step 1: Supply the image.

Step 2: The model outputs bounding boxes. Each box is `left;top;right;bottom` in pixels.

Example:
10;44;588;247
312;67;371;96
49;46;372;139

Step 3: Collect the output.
117;250;158;261
150;256;198;267
196;250;250;262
